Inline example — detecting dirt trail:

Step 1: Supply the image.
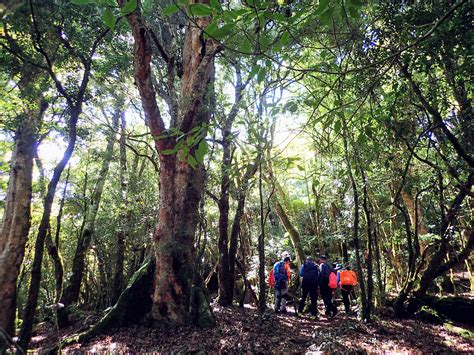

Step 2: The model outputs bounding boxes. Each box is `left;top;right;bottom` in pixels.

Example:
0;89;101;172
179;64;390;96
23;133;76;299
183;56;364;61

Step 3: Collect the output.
30;304;474;353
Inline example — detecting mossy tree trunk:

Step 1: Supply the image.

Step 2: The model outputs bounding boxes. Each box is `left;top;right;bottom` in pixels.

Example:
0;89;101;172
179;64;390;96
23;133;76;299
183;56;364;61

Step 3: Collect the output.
124;0;218;327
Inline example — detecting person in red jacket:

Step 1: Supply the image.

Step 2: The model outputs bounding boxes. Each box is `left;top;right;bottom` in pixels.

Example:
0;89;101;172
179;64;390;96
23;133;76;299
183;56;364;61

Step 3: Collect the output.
268;252;291;313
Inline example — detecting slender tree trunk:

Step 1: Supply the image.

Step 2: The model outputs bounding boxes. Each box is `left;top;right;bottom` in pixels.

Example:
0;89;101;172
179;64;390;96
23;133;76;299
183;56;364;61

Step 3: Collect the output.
112;112;127;304
217;131;231;305
341;116;367;319
62;109;119;306
226;163;258;304
19;105;81;349
373;224;384;303
258;163;266;314
45;166;69;304
216;65;246;306
360;167;373;322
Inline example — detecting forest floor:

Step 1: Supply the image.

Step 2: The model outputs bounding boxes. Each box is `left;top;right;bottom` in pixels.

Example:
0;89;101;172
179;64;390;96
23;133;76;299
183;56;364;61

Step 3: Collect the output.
30;301;474;353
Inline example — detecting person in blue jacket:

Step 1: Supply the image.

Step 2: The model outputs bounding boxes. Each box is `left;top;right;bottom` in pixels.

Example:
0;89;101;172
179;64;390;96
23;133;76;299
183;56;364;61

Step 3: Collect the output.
298;256;319;317
319;255;338;317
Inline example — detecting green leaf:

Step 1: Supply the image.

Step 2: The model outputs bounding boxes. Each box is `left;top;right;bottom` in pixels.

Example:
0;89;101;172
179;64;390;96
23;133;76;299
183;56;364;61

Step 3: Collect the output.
204;21;218;38
121;0;137;15
334;120;341;135
259;35;270;51
188;154;198;168
195;140;209;164
210;0;222;11
257;67;266;83
347;0;363;9
212;23;234;39
189;3;213;17
163;4;179;16
279;31;290;47
102;8;116;30
70;0;96;5
249;64;260;79
177;0;189;5
161;149;176;155
320;6;335;25
314;0;330;15
240;37;252;53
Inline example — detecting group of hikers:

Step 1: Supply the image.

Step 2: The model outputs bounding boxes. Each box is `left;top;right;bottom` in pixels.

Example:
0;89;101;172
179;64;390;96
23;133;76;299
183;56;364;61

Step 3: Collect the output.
268;252;358;318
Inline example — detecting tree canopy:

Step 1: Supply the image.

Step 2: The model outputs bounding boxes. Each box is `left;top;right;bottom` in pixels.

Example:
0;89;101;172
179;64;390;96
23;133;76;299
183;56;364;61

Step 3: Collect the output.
0;0;472;352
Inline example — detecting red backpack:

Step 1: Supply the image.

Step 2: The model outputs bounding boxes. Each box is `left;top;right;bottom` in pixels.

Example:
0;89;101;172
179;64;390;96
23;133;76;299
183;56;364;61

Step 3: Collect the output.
340;270;358;286
328;271;337;289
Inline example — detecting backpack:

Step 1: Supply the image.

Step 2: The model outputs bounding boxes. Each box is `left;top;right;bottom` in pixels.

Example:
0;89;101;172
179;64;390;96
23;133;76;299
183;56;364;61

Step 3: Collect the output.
274;261;288;289
301;261;319;286
339;270;358;286
328;271;337;289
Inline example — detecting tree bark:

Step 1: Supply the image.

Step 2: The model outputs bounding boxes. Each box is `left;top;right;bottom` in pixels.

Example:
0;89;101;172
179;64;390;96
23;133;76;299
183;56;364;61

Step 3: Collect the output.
0;105;45;336
125;0;218;327
216;64;247;306
360;167;373;322
258;163;266;314
19;105;80;349
45;166;69;304
226;163;258;304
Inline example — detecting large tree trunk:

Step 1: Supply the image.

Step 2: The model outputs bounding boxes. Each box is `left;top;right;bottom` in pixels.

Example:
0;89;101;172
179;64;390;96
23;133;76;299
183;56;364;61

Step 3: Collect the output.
62;109;119;307
125;0;218;327
0;107;45;336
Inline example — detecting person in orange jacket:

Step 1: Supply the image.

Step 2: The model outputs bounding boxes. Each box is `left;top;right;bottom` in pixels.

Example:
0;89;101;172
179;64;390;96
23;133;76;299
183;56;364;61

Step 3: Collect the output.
268;251;291;313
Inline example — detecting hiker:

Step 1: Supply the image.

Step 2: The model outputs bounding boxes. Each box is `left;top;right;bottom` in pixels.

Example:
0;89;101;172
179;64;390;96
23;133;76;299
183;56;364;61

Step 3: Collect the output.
268;251;291;313
298;256;319;317
318;255;338;317
337;264;358;314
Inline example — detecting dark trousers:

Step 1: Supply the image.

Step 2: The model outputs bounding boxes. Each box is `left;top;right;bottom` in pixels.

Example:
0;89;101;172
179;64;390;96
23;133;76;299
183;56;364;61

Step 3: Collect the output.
298;286;318;316
320;283;337;315
341;285;354;312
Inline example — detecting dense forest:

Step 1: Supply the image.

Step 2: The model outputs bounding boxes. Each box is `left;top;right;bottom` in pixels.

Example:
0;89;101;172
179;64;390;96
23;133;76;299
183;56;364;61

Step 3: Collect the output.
0;0;473;352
